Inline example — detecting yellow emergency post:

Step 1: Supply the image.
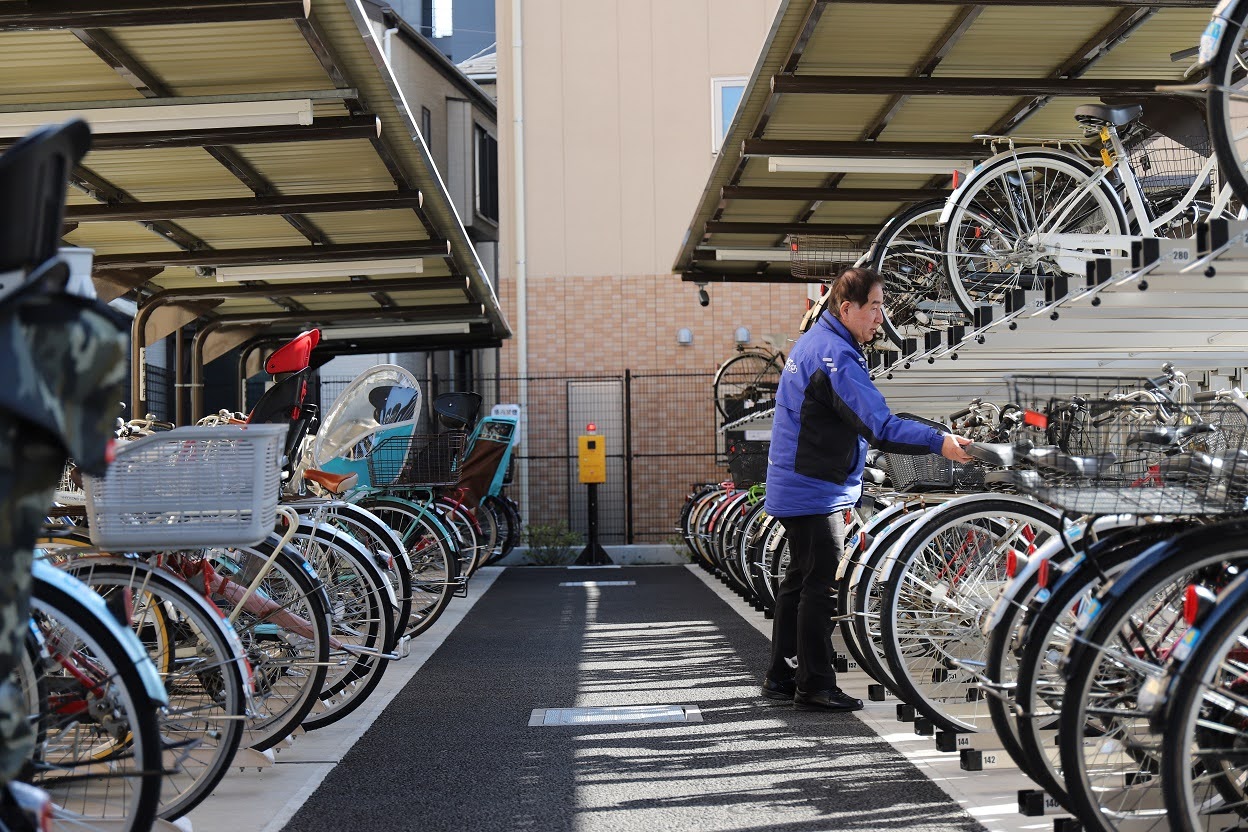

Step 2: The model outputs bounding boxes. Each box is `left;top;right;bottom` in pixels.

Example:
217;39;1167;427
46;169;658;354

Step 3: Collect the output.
577;423;606;484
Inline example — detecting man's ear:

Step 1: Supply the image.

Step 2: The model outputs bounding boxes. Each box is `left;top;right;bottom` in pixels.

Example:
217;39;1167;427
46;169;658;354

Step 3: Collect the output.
838;300;853;318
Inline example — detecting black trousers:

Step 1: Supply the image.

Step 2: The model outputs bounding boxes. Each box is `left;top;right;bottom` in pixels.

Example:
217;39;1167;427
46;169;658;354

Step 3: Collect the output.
766;511;848;693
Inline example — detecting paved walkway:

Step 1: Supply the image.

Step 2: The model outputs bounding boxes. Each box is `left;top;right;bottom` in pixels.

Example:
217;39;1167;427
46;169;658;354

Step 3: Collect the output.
279;566;982;832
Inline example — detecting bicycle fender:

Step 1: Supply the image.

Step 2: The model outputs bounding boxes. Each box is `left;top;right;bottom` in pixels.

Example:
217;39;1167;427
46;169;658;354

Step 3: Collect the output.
981;513;1144;634
937;146;1100;227
836;501;908;581
31;559;169;705
847;509;926;588
1062;517;1248;677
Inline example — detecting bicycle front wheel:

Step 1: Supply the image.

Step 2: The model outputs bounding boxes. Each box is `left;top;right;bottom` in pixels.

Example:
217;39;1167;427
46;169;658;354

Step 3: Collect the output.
26;570;164;831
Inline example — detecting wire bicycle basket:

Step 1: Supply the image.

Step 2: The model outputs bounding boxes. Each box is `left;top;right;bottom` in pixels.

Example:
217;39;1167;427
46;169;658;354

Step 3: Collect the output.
84;424;286;550
368;431;466;488
1124;133;1212;198
885;454;985;494
1012;400;1248;516
727;440;769;489
788;235;865;281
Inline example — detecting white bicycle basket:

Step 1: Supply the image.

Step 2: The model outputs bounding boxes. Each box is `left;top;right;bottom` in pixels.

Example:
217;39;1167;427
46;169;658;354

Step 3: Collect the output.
84;424;285;550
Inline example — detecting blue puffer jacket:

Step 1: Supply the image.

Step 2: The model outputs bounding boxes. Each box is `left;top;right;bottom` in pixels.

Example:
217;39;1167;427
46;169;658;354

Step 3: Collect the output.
764;313;945;517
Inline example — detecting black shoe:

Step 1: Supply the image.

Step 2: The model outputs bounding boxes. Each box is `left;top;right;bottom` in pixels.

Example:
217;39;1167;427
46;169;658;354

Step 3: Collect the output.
760;677;796;701
794;686;863;712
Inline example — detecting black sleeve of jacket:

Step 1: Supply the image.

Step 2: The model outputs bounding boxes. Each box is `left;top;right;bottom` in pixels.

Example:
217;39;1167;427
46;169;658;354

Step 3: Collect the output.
816;358;940;455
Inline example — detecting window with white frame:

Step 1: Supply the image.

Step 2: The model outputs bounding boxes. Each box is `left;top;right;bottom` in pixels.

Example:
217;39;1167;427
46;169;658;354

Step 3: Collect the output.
712;77;747;154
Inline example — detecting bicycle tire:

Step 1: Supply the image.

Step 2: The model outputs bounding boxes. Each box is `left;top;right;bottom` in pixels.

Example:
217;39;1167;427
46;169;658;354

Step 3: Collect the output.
713;349;784;424
1011;523;1181;812
28;570;163;831
942;149;1128;318
1058;519;1248;832
202;538;331;751
1160;568;1248;832
870;198;970;349
881;495;1063;733
1208;3;1248;208
358;497;460;638
290;524;393;731
849;507;930;692
59;556;248;820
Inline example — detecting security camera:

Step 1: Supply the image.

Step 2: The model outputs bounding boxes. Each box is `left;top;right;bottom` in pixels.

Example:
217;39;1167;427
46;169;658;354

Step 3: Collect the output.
697;285;710;307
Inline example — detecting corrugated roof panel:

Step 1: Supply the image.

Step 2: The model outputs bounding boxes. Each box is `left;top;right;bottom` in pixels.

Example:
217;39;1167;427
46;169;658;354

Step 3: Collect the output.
763;95;892;141
1082;10;1209;79
936;7;1119;78
231;140;398;194
719;201;803;222
808;203;904;224
174;216;310;249
879;97;1023;141
1009;98;1104;138
84;148;253;200
106;21;331;96
0;32;141;104
800;4;967;75
309;210;428;242
65;222;182;255
837;173;948;190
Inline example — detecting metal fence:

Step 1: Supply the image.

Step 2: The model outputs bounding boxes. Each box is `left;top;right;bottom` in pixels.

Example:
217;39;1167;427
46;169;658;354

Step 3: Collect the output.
315;369;724;544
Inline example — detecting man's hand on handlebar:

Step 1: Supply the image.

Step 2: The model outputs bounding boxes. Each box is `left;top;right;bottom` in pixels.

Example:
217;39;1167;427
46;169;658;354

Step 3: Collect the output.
941;434;973;464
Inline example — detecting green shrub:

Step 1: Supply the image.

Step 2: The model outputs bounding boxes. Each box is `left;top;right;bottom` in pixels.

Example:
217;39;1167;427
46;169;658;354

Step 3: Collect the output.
524;522;583;565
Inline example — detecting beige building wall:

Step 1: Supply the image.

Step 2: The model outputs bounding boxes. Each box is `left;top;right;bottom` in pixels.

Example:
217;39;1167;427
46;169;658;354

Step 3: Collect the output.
496;0;805;377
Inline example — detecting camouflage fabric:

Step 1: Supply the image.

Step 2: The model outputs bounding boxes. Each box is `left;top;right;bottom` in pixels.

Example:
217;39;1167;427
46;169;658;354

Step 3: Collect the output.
0;418;63;782
0;292;129;475
0;292;127;782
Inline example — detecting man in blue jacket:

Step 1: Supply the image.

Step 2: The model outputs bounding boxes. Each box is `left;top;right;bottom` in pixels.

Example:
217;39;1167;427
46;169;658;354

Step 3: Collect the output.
762;267;972;711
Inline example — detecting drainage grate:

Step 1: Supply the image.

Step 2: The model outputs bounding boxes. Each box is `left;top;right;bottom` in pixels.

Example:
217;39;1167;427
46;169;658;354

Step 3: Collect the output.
529;705;702;727
559;580;636;587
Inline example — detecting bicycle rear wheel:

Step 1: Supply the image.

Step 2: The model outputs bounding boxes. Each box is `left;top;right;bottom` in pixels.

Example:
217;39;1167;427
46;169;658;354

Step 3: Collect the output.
713;350;783;424
870;199;969;348
360;498;459;638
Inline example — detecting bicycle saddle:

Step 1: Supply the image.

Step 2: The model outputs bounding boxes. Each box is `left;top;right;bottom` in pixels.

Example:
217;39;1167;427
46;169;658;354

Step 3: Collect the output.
966;442;1015;468
1127;423;1216;447
1028;447;1117;477
303;468;358;496
1074;103;1142;128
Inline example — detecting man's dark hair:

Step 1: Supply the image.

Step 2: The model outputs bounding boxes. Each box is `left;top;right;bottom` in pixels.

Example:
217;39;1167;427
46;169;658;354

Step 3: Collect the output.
830;267;884;315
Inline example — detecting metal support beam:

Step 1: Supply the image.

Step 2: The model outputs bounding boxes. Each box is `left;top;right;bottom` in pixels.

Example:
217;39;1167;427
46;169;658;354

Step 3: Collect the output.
744;138;989;158
67;189;422;223
70;166;209;253
15;117;382;153
96;239;452;270
0;0;310;30
130;275;470;410
771;74;1176;97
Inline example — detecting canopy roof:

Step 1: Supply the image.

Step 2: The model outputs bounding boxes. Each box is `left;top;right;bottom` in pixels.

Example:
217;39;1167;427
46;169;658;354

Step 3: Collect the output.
1;0;508;354
675;0;1213;285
